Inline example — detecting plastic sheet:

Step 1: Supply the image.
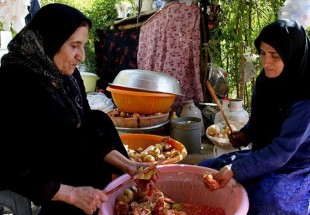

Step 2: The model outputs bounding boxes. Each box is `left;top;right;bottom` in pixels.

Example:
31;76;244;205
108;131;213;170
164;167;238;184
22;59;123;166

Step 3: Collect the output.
87;92;114;113
278;0;310;29
208;63;229;98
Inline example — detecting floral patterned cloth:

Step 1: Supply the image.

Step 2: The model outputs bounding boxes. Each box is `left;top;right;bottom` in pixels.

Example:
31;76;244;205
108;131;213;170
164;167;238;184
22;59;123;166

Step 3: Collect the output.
137;2;203;109
95;27;140;98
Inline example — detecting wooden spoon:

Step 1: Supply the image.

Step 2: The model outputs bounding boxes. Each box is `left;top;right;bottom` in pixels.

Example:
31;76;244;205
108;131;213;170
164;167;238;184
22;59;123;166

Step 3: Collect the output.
206;81;233;133
206;80;241;150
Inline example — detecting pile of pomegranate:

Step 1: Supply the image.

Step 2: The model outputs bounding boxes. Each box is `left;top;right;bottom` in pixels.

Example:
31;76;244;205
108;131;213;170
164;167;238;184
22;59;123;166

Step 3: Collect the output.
125;138;181;163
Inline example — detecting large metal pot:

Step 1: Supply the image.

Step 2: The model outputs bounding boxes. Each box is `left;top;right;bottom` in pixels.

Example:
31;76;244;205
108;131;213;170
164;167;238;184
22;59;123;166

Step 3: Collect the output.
109;69;183;96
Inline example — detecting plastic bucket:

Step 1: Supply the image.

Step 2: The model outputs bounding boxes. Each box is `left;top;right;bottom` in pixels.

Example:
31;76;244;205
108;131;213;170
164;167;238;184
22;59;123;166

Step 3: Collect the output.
80;72;100;93
171;117;201;154
100;164;249;215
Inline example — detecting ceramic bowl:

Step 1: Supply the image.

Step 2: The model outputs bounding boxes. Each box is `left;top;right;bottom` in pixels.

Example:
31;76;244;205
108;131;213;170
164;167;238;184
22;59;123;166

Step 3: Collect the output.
206;121;246;150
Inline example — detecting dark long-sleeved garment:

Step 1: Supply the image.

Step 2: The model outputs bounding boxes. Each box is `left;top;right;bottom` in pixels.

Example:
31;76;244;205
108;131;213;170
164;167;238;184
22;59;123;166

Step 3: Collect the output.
199;19;310;215
200;97;310;215
0;66;127;214
235;100;310;214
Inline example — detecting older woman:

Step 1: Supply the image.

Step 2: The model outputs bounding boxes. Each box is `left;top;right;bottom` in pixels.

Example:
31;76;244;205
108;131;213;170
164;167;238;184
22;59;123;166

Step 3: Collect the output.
0;3;156;215
199;19;310;215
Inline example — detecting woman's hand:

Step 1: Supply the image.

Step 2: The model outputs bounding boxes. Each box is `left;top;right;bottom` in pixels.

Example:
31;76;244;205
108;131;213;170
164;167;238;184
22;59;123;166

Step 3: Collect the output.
125;160;151;176
203;165;233;191
104;150;158;193
215;165;234;189
53;184;108;215
229;131;249;148
128;160;159;193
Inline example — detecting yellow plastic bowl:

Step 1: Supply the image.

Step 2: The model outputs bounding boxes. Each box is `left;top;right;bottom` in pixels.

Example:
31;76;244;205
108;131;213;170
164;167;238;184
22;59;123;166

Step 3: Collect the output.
120;133;187;165
106;86;176;114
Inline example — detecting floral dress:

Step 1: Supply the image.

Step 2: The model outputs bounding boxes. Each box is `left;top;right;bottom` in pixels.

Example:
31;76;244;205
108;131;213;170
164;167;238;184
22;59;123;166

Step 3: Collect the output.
137;2;204;109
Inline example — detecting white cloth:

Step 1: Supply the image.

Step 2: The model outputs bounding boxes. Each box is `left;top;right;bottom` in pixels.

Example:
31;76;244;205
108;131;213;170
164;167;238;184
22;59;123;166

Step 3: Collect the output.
0;30;12;48
137;2;204;109
278;0;310;28
87;92;115;113
0;0;30;32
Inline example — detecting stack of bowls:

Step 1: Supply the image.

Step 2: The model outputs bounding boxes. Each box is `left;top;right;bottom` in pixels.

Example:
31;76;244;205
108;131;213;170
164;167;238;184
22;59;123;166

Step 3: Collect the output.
110;69;183;95
107;69;182;128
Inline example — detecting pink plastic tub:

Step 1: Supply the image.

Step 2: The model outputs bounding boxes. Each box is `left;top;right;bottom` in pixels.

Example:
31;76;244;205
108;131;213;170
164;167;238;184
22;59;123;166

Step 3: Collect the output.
100;164;249;215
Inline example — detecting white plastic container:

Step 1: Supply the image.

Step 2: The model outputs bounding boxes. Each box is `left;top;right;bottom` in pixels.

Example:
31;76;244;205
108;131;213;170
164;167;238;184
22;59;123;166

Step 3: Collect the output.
180;100;205;136
214;97;230;124
214;98;249;126
209;98;250;157
227;99;249;124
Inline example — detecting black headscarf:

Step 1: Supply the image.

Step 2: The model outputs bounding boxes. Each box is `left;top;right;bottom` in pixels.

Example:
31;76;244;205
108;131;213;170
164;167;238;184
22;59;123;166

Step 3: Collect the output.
254;19;310;104
249;19;310;149
27;3;92;59
1;3;92;128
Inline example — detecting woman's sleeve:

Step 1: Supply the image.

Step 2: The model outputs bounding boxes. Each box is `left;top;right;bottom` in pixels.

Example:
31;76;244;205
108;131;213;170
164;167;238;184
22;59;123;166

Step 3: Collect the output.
232;100;310;181
0;105;62;205
82;110;129;175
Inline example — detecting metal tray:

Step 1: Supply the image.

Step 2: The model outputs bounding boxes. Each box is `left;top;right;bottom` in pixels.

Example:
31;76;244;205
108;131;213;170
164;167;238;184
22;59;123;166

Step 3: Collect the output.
116;120;169;133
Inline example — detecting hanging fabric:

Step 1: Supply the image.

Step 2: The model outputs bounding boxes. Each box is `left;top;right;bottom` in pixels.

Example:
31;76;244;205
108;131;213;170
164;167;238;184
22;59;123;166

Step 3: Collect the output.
25;0;41;24
137;1;204;109
95;27;141;97
95;10;156;97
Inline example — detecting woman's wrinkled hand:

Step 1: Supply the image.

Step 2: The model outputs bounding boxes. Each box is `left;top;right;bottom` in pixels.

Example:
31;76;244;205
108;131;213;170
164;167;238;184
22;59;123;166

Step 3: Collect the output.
71;186;108;214
53;185;108;215
229;131;249;148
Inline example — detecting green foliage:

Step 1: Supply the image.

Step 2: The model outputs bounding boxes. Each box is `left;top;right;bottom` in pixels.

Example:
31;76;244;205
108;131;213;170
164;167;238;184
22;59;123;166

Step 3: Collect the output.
41;0;93;10
2;0;309;99
85;0;120;34
84;0;123;73
203;0;286;108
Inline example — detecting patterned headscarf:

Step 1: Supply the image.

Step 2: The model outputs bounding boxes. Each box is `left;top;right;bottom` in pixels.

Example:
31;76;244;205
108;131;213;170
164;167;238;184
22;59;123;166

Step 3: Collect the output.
1;3;92;128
